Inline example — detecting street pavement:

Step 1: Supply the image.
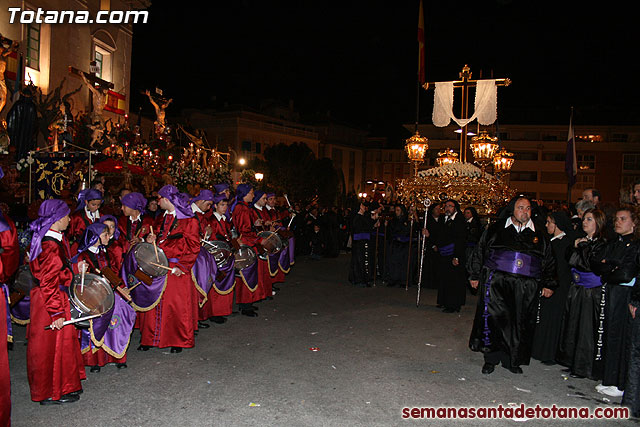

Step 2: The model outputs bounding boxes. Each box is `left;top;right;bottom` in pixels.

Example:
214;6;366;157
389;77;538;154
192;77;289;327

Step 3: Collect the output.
7;254;634;426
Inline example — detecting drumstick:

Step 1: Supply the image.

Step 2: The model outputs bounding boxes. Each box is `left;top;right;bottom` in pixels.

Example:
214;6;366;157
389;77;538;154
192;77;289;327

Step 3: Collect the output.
150;226;159;262
149;261;173;271
80;268;85;294
45;314;101;330
128;281;143;291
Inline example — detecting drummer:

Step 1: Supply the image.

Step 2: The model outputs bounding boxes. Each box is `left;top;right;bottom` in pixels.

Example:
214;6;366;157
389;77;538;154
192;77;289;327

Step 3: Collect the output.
252;190;276;299
27;199;85;405
0;167;19;422
199;193;235;324
68;188;103;252
118;192;152;252
72;223;130;372
190;189;216;330
139;185;201;353
191;189;215;239
230;183;262;316
214;183;232;220
99;215;125;271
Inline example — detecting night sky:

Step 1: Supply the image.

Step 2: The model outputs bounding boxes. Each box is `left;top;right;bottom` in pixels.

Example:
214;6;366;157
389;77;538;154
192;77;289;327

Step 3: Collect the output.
130;1;637;144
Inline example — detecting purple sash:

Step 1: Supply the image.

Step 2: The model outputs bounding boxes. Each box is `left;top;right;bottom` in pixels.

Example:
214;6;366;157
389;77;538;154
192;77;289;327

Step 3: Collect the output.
279;244;291;273
192;247;216;297
10;296;30;323
439;243;455;257
121;249;167;311
0;213;10;233
238;261;259;292
212;255;235;294
353;233;370;241
99;295;136;357
288;238;295;265
571;268;601;289
268;252;280;276
486;249;542;278
1;284;12;340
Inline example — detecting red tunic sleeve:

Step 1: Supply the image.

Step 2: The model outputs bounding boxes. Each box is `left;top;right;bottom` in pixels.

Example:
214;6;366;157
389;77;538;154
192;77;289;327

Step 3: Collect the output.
0;217;19;283
29;241;73;321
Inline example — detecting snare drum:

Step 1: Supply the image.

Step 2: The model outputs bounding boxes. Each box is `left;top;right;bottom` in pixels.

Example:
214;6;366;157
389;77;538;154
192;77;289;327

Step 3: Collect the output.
201;240;234;268
234;244;257;271
133;242;170;284
68;273;115;329
257;231;283;260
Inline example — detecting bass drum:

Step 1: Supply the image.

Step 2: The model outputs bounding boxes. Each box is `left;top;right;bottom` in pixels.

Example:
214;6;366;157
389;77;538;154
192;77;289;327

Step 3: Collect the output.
68;273;115;329
134;242;170;278
234;244;257;272
201;240;233;268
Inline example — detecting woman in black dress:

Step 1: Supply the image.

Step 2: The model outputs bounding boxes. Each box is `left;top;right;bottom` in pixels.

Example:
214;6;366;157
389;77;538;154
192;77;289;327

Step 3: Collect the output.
557;208;607;379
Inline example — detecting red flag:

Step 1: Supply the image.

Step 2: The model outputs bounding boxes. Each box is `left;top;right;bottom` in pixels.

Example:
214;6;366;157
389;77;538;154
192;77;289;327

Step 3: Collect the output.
417;0;426;85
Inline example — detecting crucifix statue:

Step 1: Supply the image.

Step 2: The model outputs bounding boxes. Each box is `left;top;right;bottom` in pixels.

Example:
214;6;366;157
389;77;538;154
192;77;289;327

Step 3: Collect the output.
145;89;172;136
69;63;114;125
422;65;510;163
0;34;20;115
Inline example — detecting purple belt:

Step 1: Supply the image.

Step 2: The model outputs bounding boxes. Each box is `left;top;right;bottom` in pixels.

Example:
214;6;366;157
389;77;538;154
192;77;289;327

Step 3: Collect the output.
439;243;455;257
353;233;370;241
486;249;541;278
571;268;601;288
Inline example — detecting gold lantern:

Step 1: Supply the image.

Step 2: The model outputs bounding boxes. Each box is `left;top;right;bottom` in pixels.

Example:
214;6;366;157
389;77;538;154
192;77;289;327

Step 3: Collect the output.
493;148;515;174
469;131;499;173
436;148;459;167
404;131;429;176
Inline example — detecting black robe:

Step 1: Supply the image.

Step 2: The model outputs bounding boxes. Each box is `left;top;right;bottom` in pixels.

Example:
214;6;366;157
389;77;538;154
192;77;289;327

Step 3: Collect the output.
436;212;467;309
348;213;374;286
556;237;607;379
424;214;443;290
531;233;573;362
384;215;414;287
623;254;640;416
593;234;640;390
467;218;557;367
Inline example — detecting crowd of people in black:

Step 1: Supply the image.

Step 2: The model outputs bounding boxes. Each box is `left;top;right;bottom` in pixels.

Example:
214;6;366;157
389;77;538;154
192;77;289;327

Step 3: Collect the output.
344;183;640;417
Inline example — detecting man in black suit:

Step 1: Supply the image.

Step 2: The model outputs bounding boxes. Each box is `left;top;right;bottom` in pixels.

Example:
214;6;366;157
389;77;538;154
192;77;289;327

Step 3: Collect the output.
435;199;467;313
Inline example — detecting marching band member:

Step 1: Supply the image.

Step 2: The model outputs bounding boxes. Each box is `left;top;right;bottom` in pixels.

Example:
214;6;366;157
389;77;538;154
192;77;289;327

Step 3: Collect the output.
99;215;126;270
68;188;103;252
199;194;236;324
118;192;152;252
0;167;19;422
230;184;261;316
138;185;200;353
252;190;275;299
27;199;85;404
190;189;216;330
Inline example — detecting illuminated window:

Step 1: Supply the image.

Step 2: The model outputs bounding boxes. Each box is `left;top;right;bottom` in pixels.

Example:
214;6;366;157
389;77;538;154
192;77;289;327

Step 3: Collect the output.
93;44;112;82
576;134;603;143
26;22;40;70
94;51;103;78
577;154;595;170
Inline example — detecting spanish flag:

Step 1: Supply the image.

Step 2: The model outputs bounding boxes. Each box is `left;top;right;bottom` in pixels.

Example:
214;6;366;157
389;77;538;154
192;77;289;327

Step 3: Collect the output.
417;0;426;85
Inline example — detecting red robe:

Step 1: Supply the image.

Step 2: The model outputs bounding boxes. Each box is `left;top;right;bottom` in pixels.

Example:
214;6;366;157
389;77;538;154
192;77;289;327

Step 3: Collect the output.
117;214;154;253
75;250;126;367
232;202;264;303
199;214;235;319
0;213;17;424
253;206;275;297
138;215;200;348
27;237;85;402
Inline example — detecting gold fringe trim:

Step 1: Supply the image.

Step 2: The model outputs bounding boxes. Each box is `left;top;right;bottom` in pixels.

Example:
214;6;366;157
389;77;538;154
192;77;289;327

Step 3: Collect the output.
212;279;235;295
191;270;209;308
130;275;169;312
278;260;291;274
267;256;279;277
238;269;259;292
89;318;106;348
7;335;13;343
10;314;30;325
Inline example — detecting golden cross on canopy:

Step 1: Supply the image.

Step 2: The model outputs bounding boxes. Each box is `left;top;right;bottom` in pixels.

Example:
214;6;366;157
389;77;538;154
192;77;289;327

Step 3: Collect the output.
422;65;511;163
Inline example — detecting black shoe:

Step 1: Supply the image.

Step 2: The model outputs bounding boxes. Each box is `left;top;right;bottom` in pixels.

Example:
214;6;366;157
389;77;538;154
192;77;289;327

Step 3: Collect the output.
273;286;280;292
117;363;128;369
69;389;83;396
40;394;80;405
137;345;150;351
209;316;227;324
482;363;495;374
241;309;258;317
508;367;523;374
265;296;274;301
197;321;210;329
250;305;259;311
89;365;101;373
569;372;584;379
443;308;456;313
541;360;557;366
170;347;182;353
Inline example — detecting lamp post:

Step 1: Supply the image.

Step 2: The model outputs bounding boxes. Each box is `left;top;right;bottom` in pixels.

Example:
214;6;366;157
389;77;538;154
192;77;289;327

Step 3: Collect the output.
404;131;429;177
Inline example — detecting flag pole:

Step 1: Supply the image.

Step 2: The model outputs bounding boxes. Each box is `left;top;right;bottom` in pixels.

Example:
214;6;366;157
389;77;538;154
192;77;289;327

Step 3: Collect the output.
416;0;425;133
566;106;576;204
